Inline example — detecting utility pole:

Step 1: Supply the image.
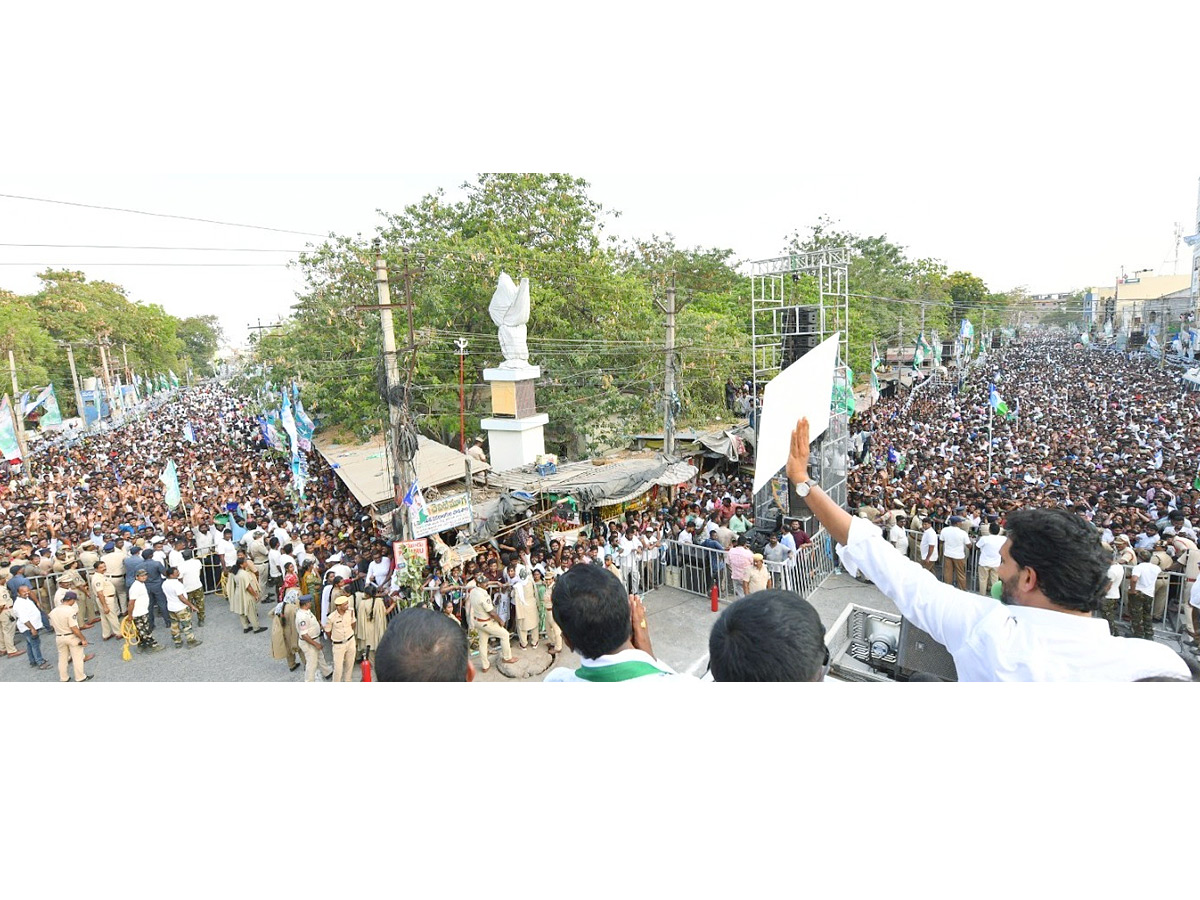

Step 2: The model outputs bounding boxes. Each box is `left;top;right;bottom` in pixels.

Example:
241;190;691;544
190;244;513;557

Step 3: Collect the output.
375;251;411;542
122;342;130;383
97;337;117;423
655;274;689;459
7;346;27;458
64;343;86;427
897;316;904;380
455;338;469;452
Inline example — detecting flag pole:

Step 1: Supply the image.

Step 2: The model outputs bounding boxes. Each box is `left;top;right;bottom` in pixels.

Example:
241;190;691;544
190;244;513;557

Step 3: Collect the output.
987;392;994;483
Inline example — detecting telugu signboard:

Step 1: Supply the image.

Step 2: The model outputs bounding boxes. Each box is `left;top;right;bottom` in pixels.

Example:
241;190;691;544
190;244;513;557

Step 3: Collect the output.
409;491;473;539
393;539;429;567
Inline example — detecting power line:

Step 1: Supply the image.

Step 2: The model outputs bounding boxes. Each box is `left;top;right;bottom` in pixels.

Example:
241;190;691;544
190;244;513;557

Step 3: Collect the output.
0;192;328;238
0;243;303;252
0;262;289;267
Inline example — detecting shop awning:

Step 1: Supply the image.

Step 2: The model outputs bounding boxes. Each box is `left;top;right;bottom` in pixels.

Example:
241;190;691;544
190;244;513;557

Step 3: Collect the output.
313;433;489;509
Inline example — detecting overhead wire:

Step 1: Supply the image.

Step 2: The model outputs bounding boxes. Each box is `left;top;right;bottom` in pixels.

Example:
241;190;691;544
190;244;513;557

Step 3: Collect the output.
0;192;327;238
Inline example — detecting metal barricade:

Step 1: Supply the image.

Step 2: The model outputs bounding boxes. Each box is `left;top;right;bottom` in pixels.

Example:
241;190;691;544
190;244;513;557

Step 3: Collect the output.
902;527;984;593
1116;566;1191;648
659;528;838;604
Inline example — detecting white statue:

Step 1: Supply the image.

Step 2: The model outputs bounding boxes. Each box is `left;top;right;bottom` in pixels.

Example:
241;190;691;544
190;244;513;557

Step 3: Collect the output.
489;272;532;369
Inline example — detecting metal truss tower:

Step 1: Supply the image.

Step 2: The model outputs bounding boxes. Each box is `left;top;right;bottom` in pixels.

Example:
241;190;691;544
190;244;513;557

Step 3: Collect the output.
748;247;852;520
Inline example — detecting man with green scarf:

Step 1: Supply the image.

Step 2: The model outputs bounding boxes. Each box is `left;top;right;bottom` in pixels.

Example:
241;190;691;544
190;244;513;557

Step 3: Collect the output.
544;565;686;682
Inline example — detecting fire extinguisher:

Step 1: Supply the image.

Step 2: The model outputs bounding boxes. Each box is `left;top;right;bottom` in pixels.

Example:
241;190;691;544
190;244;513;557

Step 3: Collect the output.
361;653;372;682
710;582;719;612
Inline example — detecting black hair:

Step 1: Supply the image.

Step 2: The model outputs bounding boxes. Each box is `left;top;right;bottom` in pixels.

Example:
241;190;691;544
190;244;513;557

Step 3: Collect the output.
550;564;631;660
142;549;153;560
1004;508;1108;613
166;566;179;578
708;590;828;682
375;607;468;682
989;522;1000;535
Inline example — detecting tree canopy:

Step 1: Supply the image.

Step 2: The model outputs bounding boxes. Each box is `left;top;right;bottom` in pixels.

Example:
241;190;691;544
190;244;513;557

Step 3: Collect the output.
0;270;220;417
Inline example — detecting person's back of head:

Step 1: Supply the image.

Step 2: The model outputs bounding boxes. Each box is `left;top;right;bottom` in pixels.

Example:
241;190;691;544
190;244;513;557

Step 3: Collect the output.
376;607;471;682
550;564;631;660
708;590;828;681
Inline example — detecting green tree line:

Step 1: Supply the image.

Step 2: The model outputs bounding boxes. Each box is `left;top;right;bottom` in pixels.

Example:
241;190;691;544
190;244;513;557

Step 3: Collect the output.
252;174;1025;456
0;269;222;418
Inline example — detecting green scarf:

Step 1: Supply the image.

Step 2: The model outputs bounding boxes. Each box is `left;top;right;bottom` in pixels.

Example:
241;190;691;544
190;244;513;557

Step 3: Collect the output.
574;660;667;682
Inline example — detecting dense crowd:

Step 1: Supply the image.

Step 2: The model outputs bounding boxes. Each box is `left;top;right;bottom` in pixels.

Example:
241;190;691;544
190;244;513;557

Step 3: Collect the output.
4;332;1197;683
847;336;1200;640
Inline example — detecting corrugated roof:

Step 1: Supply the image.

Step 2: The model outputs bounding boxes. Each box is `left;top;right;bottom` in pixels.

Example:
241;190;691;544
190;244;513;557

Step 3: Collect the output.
312;433;488;508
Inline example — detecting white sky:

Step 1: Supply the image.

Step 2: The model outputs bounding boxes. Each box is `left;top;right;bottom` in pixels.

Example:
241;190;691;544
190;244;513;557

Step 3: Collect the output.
4;4;1199;349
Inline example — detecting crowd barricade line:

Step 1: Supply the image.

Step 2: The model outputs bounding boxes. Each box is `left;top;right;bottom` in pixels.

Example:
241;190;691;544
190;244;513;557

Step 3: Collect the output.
658;528;837;604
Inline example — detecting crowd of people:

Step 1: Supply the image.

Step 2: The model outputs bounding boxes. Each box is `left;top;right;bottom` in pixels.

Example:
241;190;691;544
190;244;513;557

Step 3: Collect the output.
3;331;1198;682
846;337;1200;642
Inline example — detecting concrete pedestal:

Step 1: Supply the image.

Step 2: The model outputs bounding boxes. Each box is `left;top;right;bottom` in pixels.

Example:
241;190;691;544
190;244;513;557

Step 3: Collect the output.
482;365;547;472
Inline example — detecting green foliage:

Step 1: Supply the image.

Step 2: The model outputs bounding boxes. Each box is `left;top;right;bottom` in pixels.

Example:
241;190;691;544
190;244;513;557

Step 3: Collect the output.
0;271;194;418
261;174;751;456
177;315;223;376
790;217;950;376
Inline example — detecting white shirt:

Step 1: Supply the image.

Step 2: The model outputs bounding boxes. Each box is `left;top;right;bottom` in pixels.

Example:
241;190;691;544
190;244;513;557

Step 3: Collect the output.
940;526;969;560
179;558;203;593
216;538;237;567
13;595;43;633
1130;561;1160;597
268;548;282;577
1105;564;1125;600
888;524;908;554
920;527;939;562
1189;576;1200;610
367;558;392;588
163;578;189;612
976;534;1006;569
193;527;216;552
836;516;1190;682
128;580;151;617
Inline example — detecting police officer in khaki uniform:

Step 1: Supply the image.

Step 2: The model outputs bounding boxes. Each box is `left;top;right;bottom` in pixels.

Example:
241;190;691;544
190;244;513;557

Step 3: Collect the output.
468;581;516;672
540;573;563;654
101;541;128;615
323;593;357;682
0;574;21;658
48;590;92;682
296;594;333;682
1149;541;1175;622
247;529;271;604
90;560;123;641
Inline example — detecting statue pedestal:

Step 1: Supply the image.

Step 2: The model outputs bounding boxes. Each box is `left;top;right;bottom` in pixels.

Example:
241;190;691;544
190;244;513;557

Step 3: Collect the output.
481;365;547;472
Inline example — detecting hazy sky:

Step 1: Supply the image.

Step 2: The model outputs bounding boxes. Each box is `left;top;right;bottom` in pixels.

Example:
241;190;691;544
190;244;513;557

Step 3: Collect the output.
5;5;1199;350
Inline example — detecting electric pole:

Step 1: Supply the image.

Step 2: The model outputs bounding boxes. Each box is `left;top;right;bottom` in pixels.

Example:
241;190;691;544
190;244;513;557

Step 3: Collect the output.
655;274;688;459
455;338;469;453
97;337;117;422
64;343;86;426
375;252;412;541
7;345;27;458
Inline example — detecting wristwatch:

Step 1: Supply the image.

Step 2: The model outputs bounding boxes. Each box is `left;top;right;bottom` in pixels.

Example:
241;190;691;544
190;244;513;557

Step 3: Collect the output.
794;477;812;499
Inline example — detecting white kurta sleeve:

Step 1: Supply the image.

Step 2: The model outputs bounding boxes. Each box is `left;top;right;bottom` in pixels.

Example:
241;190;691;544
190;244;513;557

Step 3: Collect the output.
837;517;995;655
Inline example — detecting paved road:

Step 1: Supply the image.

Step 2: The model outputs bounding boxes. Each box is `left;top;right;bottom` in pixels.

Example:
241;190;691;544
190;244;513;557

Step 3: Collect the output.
0;590;364;683
0;578;893;683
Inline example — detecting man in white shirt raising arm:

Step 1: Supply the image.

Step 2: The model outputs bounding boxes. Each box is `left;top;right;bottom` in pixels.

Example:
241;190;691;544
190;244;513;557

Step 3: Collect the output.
786;416;1189;682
